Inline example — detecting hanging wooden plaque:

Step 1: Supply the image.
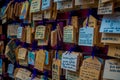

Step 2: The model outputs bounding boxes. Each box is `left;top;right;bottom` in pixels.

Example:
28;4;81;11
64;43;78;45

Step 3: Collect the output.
15;68;31;80
98;0;114;15
61;51;80;71
17;26;23;39
71;16;78;31
21;27;26;42
66;70;79;80
41;0;52;10
30;0;41;13
28;51;35;65
18;48;27;60
35;25;46;40
100;13;120;33
38;25;51;46
51;30;57;47
80;57;102;80
35;50;45;71
33;13;43;21
108;45;120;59
7;24;18;37
75;0;94;6
57;0;74;10
19;1;29;19
103;59;120;80
52;58;61;80
63;25;76;43
44;10;52;19
78;27;94;46
26;26;32;44
101;33;120;44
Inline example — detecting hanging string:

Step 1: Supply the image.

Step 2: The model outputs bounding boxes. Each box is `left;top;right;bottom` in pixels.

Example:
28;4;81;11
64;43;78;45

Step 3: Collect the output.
86;9;92;27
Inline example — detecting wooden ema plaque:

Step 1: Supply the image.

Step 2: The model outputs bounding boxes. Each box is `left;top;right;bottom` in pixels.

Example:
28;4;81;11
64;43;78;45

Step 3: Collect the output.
61;51;80;71
18;48;27;60
103;59;120;80
19;57;28;67
38;25;51;46
78;27;94;46
30;0;41;13
52;58;61;80
80;57;102;80
7;24;18;37
108;45;120;59
44;10;52;19
51;30;57;47
17;26;23;39
101;33;120;44
63;25;76;43
35;25;46;40
57;0;74;10
98;0;114;15
35;50;45;71
66;70;79;80
19;1;29;19
71;16;78;30
33;13;43;21
15;68;31;80
100;13;120;33
83;15;101;46
75;0;94;6
21;27;26;42
26;26;32;44
101;0;113;3
44;50;52;71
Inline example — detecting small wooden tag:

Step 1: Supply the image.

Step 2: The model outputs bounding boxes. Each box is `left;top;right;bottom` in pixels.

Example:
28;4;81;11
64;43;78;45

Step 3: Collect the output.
21;27;26;42
78;27;94;46
7;24;18;37
80;57;102;80
63;25;76;43
61;51;80;71
19;1;29;19
33;13;43;21
35;25;46;40
108;45;120;59
51;30;57;47
28;51;35;65
52;58;61;80
41;0;52;10
35;50;45;71
26;26;32;44
103;59;120;80
100;13;120;33
15;68;31;80
30;0;41;13
98;0;114;15
101;33;120;44
75;0;94;6
57;0;74;10
18;48;27;60
66;70;79;80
